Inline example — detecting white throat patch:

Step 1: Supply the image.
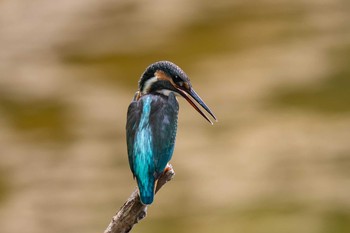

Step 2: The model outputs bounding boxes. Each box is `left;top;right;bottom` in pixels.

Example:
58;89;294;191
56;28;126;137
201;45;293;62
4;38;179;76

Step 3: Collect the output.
156;89;177;96
142;76;158;94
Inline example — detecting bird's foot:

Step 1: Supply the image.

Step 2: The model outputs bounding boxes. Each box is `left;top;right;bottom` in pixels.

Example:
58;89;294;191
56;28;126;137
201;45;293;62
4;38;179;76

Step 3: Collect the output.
163;164;173;174
155;164;175;193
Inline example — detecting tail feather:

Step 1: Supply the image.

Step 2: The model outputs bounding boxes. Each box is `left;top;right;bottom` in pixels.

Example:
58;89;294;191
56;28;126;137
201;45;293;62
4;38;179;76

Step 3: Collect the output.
137;177;155;205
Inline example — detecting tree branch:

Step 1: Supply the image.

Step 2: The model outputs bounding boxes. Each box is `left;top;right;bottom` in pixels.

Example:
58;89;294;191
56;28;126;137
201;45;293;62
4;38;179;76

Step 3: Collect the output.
104;164;175;233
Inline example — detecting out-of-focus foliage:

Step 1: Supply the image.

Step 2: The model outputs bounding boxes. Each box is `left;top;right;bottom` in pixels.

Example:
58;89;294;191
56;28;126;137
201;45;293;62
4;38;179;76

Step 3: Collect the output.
270;44;350;114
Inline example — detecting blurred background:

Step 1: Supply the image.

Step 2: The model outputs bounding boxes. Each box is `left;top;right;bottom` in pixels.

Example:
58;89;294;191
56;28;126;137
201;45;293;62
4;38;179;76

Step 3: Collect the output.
0;0;349;232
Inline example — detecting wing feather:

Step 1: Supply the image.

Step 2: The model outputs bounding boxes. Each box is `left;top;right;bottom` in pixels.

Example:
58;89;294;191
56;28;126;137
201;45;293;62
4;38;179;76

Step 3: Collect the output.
126;98;142;177
126;93;179;179
149;93;179;176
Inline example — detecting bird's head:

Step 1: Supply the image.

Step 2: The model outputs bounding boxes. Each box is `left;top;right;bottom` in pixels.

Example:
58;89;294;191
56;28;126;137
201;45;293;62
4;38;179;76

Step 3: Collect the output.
138;61;217;124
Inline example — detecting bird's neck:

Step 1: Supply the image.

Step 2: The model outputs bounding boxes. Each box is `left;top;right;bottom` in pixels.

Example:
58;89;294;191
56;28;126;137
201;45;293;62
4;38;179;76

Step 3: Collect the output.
140;77;158;95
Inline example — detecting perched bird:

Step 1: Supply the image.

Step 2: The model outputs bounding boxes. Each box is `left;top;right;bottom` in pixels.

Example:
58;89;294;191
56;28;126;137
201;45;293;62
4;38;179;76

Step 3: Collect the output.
126;61;216;205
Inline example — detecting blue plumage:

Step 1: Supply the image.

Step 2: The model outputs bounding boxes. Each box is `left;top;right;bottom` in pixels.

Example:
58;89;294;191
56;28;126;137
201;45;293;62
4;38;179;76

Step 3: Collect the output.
133;97;155;204
126;93;178;204
126;61;216;205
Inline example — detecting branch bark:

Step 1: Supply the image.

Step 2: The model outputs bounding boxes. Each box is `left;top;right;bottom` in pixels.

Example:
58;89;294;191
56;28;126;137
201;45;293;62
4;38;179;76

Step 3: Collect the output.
104;164;175;233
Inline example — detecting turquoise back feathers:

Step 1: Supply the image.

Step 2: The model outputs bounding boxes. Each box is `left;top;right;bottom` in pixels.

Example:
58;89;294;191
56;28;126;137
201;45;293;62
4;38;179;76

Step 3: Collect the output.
126;93;179;204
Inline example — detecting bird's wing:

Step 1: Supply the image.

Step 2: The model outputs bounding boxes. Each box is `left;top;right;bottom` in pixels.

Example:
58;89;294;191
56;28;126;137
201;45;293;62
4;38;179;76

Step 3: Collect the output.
149;93;179;176
126;98;142;177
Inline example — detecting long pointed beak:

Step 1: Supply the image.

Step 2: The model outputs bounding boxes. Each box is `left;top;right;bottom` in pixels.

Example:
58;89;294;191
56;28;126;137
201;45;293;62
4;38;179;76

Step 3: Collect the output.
175;86;217;124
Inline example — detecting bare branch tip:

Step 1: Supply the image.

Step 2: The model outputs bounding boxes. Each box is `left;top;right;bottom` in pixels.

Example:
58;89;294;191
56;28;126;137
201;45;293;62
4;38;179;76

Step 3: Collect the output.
104;165;175;233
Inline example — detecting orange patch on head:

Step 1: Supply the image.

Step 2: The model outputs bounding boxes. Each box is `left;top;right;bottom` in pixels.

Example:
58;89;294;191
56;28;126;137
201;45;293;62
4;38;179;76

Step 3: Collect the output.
154;70;176;86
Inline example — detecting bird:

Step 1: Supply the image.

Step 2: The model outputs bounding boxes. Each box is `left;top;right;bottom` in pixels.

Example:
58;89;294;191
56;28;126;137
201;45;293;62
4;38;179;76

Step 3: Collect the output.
126;61;217;205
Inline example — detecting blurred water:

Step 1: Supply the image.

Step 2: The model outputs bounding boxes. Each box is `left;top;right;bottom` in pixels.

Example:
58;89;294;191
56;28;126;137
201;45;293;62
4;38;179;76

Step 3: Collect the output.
0;1;349;233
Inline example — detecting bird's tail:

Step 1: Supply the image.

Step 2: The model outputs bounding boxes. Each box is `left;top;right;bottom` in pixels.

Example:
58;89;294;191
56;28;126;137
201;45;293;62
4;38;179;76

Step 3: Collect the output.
137;177;155;205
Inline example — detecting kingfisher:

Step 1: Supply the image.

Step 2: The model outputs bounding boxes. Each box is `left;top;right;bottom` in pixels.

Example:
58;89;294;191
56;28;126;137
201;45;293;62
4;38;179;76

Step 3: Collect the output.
126;61;216;205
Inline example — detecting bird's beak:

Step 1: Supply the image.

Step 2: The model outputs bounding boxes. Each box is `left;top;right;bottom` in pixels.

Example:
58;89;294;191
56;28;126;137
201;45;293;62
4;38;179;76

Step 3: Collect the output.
175;86;217;124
